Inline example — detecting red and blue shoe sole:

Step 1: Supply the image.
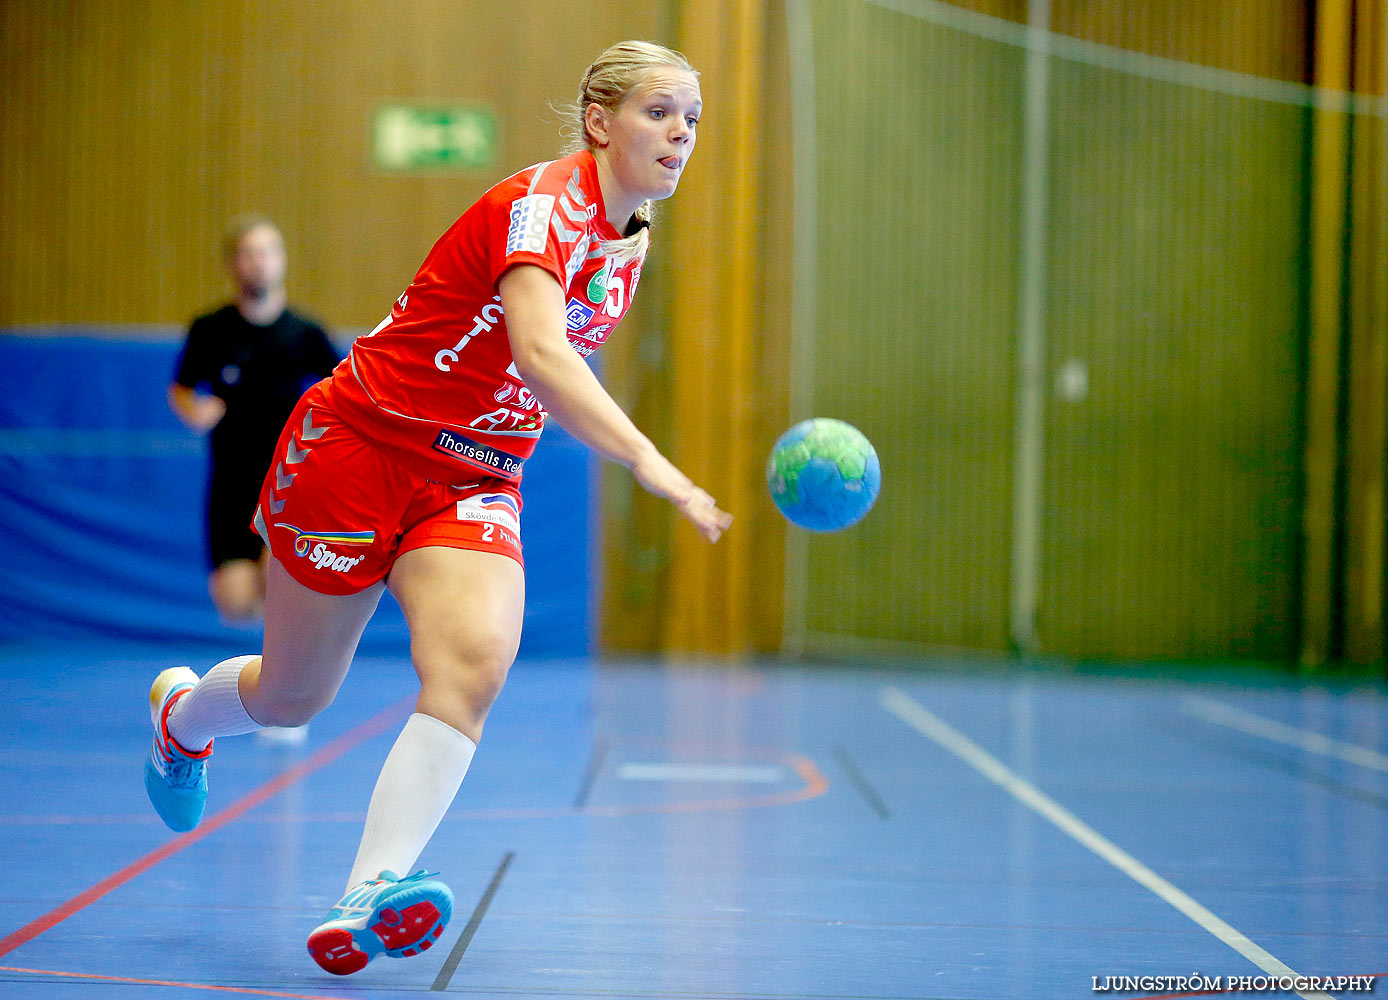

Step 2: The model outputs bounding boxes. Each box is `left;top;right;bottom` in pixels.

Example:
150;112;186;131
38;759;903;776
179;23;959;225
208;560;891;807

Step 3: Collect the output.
307;891;451;975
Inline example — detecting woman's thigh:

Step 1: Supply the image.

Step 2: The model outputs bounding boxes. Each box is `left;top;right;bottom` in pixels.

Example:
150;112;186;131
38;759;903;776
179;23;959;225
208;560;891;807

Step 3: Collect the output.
386;545;525;739
254;556;384;721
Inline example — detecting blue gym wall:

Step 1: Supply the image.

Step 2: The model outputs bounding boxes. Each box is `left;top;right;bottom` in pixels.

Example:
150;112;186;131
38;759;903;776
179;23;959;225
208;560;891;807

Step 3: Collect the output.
0;332;595;658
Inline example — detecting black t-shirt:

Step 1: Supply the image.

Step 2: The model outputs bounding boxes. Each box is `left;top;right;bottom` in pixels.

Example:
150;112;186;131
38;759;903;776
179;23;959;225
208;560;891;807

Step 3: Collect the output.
173;304;339;471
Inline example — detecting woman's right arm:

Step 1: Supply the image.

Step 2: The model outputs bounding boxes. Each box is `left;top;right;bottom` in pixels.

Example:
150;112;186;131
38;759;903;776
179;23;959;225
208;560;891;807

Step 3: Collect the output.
499;263;732;544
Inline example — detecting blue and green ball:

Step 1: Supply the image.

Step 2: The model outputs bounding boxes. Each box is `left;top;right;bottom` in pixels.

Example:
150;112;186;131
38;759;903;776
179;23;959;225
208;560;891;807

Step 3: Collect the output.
766;418;881;532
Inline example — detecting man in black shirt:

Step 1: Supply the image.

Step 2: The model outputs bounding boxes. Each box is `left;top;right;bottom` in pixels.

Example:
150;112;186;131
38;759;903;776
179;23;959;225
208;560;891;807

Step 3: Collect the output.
170;216;339;621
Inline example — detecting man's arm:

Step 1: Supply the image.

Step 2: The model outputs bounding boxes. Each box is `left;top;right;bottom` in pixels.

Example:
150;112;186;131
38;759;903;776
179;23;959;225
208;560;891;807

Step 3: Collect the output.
167;383;226;432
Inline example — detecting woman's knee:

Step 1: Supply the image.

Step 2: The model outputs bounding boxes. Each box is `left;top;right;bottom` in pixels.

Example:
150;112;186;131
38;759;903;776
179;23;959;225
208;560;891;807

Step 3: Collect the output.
388;545;526;738
252;560;383;727
251;695;325;729
245;657;342;727
414;626;516;712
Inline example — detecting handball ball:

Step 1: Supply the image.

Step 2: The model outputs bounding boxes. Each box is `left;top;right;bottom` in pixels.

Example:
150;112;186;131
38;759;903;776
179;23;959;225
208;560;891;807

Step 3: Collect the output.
766;418;881;532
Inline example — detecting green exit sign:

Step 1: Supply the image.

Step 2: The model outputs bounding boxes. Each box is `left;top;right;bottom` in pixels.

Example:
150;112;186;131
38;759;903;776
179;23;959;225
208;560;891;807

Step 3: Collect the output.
373;105;498;171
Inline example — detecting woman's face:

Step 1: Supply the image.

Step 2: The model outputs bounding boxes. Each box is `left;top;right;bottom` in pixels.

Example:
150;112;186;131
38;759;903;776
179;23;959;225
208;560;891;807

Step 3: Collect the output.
594;67;702;208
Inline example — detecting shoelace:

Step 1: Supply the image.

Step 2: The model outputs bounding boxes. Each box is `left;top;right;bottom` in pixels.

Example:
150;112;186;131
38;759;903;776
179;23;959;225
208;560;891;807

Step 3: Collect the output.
395;870;441;884
331;870;444;917
161;749;206;788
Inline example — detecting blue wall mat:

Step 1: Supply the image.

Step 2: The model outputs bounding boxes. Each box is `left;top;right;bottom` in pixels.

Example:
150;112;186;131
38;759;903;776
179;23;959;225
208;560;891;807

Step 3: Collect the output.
0;333;593;657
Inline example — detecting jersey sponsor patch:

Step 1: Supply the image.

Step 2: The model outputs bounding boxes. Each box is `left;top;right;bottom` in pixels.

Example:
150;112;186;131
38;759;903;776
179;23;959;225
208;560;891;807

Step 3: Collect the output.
272;524;375;574
477;493;520;518
305;542;367;573
506;194;556;256
432;428;525;477
455;491;521;533
274;523;376;557
565;299;596;331
563;234;591;286
570;322;611;346
586;262;612;304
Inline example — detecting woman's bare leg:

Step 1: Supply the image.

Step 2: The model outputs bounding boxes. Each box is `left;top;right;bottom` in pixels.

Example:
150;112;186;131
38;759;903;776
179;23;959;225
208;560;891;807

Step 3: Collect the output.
238;557;385;727
339;545;523;888
167;557;382;748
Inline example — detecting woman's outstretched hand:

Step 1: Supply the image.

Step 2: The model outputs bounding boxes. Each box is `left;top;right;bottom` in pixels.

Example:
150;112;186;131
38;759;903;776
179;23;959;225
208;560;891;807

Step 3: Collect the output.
632;451;733;544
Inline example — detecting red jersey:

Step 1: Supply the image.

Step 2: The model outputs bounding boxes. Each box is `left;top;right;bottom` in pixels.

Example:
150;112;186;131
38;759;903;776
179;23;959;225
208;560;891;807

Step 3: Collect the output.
324;149;645;484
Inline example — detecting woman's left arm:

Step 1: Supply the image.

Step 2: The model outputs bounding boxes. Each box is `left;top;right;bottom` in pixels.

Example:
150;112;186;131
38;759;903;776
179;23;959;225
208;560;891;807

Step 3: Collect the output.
500;263;731;543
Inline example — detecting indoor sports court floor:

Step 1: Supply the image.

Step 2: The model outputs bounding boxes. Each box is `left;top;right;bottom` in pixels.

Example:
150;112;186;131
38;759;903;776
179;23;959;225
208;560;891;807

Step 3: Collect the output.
1;641;1385;999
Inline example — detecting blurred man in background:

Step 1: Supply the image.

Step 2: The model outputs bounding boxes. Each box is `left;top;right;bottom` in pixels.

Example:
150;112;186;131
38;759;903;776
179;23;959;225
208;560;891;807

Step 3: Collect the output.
169;216;339;621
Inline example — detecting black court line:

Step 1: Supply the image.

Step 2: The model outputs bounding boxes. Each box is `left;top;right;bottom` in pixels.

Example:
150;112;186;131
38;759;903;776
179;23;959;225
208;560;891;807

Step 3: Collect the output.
833;745;890;819
572;737;609;809
430;852;514;991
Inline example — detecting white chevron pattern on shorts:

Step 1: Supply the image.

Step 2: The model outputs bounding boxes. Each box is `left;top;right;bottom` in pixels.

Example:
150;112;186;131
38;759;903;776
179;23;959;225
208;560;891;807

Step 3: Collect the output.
269;408;324;521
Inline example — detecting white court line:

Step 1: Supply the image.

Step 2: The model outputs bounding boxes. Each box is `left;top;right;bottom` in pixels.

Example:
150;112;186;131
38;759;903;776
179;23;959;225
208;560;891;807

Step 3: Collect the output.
1182;696;1388;773
880;687;1333;1000
614;763;786;784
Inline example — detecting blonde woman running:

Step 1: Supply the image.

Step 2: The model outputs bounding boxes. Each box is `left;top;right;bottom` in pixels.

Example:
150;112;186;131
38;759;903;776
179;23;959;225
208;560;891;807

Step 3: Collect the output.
142;40;727;975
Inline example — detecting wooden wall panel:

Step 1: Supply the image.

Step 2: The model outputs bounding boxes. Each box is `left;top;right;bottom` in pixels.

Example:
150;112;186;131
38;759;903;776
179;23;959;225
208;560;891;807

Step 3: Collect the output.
784;0;1319;661
904;0;1309;82
598;1;792;655
1038;71;1308;659
1052;0;1309;81
796;0;1024;654
0;1;665;330
9;0;1382;663
1341;1;1388;663
1301;0;1354;665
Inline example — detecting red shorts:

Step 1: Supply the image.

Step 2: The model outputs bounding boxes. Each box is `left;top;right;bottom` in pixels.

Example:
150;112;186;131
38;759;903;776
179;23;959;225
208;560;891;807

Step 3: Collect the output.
251;383;524;596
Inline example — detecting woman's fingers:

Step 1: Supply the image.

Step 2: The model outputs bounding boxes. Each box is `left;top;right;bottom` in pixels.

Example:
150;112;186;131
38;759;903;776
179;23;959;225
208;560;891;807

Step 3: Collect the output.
678;491;733;543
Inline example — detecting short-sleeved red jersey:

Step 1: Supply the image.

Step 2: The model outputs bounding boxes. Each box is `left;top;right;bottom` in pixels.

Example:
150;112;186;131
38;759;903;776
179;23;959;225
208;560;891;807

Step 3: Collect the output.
324;149;645;484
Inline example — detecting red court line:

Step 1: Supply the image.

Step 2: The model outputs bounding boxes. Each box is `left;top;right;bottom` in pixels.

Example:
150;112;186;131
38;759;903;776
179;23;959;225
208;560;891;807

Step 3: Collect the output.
0;965;345;999
0;750;831;826
0;697;413;959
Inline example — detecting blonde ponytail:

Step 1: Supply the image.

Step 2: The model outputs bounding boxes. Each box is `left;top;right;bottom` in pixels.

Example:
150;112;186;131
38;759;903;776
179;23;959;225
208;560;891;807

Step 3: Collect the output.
605;200;652;265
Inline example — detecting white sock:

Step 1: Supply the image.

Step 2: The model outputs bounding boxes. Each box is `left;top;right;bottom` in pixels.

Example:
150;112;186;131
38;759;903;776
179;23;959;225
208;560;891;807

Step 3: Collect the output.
346;713;476;890
167;655;261;751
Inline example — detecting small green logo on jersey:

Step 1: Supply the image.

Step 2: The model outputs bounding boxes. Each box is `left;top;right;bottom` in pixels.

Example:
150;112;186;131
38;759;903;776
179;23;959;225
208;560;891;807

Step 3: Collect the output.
587;264;610;304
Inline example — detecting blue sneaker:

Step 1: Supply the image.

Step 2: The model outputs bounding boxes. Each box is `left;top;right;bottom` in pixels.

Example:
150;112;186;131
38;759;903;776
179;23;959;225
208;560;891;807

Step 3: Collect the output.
307;870;454;975
143;667;212;832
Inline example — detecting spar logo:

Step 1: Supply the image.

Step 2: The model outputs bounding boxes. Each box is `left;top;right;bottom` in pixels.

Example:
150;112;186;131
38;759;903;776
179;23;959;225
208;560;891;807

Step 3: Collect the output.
275;523;375;573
